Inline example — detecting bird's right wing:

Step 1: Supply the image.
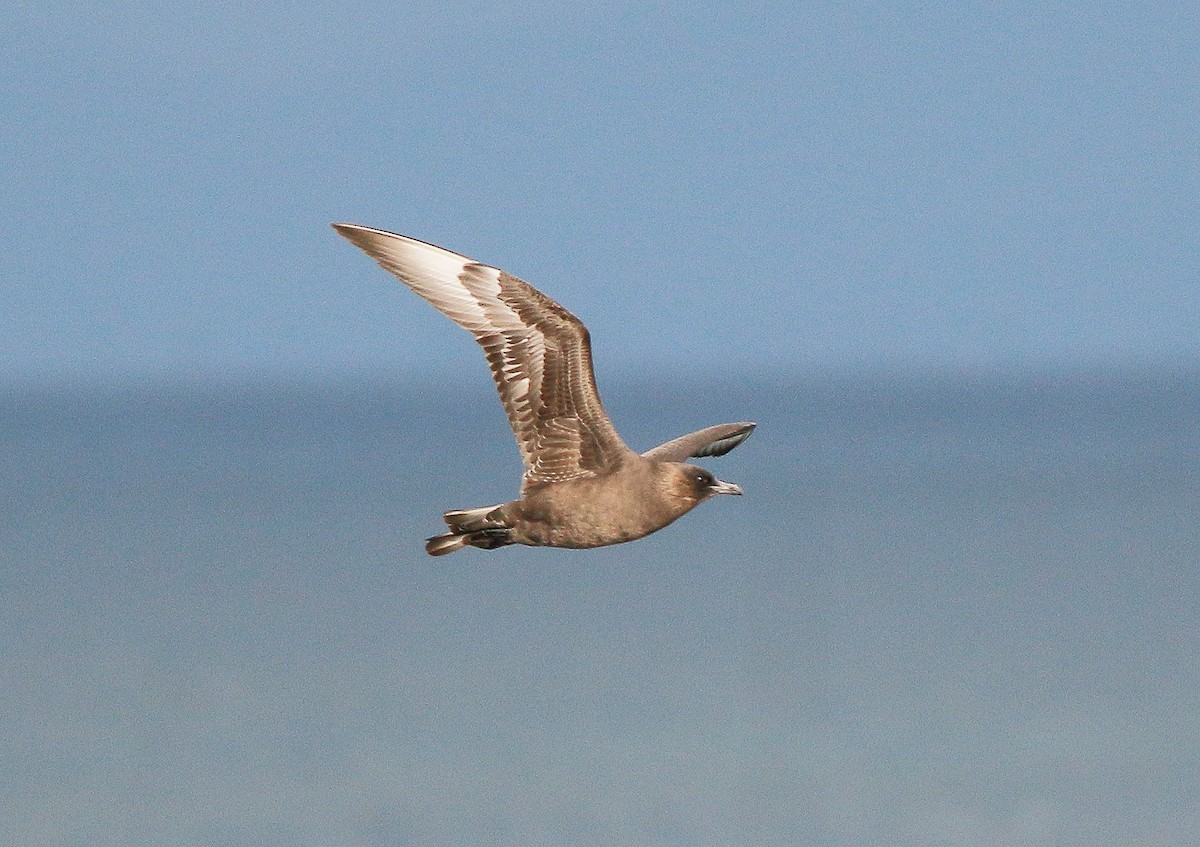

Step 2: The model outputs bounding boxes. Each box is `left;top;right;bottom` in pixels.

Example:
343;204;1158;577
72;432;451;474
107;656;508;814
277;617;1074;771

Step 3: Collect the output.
332;224;633;486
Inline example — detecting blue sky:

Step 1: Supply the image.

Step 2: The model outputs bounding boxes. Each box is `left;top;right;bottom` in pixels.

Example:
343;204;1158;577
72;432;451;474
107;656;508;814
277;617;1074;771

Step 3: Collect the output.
3;2;1197;386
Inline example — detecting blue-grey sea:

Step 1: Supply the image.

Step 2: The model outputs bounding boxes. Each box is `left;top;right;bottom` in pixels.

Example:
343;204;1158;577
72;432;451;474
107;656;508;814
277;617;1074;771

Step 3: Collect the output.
3;372;1197;847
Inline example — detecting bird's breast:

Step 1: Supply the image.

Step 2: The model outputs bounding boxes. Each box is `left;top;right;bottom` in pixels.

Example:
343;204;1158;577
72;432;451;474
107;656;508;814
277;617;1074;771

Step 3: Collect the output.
511;465;698;549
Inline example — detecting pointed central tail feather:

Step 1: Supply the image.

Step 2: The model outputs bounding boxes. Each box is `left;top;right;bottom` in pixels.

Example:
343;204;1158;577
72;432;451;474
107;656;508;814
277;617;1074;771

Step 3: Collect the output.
425;504;514;556
426;533;472;556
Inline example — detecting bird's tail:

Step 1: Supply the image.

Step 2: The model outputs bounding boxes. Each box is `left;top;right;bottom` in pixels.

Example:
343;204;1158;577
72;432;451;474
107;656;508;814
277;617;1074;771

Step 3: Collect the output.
425;504;513;556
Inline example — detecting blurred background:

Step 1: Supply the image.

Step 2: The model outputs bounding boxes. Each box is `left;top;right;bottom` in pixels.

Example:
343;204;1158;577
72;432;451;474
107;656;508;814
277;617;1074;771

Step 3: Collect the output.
3;3;1197;846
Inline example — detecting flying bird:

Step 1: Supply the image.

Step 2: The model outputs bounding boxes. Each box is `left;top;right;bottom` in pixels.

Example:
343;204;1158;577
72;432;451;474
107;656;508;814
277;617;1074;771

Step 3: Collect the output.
333;224;755;555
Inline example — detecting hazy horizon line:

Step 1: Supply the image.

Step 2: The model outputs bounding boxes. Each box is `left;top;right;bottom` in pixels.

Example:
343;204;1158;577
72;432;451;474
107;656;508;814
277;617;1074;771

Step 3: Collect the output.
4;358;1199;400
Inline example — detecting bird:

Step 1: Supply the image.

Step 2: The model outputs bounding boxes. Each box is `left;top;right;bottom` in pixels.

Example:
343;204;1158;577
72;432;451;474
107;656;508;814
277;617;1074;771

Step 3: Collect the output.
332;223;755;556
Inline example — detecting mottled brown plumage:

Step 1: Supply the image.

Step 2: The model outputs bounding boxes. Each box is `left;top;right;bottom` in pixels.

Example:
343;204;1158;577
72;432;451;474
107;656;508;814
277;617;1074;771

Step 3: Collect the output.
332;223;754;555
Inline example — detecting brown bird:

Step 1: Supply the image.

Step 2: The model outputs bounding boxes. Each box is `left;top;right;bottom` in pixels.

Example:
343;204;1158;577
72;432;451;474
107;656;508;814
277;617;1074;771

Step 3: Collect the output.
333;224;755;556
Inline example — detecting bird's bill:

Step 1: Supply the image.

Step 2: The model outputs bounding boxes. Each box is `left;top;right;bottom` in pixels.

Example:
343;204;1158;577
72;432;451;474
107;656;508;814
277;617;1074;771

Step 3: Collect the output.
710;479;744;496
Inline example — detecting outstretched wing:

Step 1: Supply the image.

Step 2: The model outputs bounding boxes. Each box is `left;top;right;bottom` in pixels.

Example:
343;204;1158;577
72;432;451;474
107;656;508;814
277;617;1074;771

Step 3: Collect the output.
641;422;756;462
333;224;632;486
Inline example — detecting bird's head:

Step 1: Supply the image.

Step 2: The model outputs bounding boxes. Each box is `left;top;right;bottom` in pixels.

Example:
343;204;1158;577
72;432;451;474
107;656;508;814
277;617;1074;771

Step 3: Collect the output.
675;463;744;503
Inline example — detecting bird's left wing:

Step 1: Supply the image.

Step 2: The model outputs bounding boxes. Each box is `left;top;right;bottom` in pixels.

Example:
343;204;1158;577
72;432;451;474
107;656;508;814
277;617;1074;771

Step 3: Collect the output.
641;422;756;462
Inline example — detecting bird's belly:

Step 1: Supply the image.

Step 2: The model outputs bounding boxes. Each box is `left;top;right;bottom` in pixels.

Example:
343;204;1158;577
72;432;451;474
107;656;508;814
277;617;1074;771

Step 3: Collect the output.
520;513;657;549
